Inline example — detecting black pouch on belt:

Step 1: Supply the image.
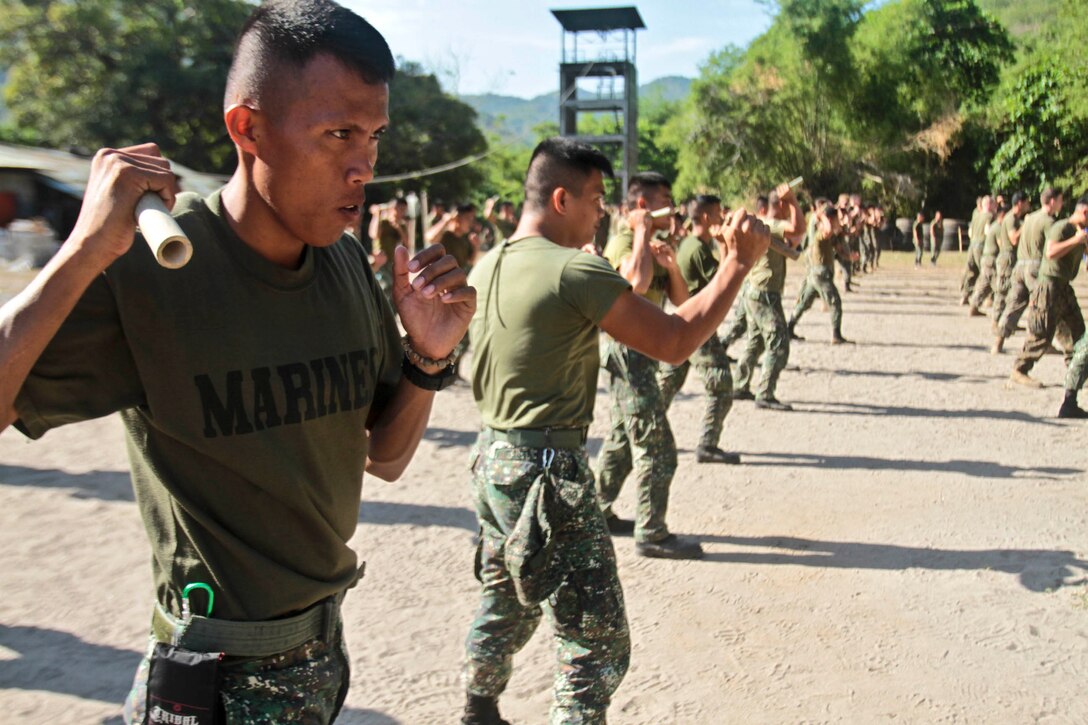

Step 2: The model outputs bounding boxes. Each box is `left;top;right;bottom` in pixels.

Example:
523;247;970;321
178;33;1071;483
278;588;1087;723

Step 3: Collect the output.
146;642;223;724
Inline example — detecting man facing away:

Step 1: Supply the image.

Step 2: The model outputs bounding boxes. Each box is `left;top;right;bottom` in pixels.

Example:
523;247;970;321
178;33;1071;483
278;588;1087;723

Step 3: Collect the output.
460;136;768;724
0;2;474;722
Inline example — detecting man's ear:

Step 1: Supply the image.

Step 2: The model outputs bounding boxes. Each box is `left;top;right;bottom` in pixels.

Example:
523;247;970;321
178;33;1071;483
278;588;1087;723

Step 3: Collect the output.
225;104;260;156
552;187;567;215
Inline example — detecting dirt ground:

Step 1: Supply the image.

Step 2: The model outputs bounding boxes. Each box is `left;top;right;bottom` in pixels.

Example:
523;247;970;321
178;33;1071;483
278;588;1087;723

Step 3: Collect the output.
1;252;1086;724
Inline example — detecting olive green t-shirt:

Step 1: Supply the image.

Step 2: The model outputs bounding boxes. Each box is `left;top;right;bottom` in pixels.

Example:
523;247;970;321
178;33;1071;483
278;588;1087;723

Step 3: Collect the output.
440;230;474;272
376;218;403;260
468;237;631;430
912;219;925;245
603;225;670;307
1040;219;1084;283
14;190;402;622
808;214;836;267
967;208;982;244
982;216;1001;257
675;234;719;294
750;217;791;294
493;218;517;243
998;212;1022;260
1018;209;1056;262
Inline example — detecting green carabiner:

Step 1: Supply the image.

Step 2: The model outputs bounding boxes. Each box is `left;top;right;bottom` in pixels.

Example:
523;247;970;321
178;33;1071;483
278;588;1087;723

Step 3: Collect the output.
182;582;215;618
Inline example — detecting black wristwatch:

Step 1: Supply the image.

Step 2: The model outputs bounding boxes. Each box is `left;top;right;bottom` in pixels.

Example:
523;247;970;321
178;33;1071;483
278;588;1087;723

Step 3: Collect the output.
401;354;458;391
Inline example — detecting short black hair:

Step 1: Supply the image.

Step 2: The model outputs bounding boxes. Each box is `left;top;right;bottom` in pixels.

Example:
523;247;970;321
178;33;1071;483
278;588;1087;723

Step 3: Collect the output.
691;194;720;220
393;198;408;207
1011;191;1027;205
456;203;477;215
523;137;614;212
626;171;671;206
1041;187;1062;205
225;0;395;111
1075;195;1088;208
755;195;770;214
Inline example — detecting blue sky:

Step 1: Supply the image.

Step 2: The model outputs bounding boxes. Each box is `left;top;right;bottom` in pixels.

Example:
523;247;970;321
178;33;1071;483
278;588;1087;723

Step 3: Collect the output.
343;1;774;98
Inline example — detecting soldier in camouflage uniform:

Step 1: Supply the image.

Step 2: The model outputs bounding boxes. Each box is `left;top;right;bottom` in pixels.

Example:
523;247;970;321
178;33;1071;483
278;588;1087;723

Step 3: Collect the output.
734;187;803;410
658;194;740;464
595;172;705;559
460;138;769;723
788;199;852;344
969;202;1006;315
1007;198;1088;413
994;188;1062;353
991;191;1029;333
960;196;991;305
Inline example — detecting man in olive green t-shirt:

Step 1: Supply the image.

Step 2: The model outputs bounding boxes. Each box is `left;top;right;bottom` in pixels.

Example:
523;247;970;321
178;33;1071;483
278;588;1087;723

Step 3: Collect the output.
426;201;479;273
595;171;704;559
1009;198;1088;416
459;137;770;724
995;188;1062;352
788;199;850;343
484;196;519;245
1;6;475;722
969;203;1006;315
992;191;1029;331
367;196;409;306
735;186;803;410
961;195;993;304
657;194;740;464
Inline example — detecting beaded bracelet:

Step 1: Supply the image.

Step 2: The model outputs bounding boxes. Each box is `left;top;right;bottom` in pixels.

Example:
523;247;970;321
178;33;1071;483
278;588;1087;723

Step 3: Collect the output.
401;335;458;369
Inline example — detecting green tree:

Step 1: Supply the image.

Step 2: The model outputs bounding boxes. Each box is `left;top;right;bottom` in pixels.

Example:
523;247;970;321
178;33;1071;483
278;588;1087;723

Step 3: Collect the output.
0;0;252;172
370;61;488;205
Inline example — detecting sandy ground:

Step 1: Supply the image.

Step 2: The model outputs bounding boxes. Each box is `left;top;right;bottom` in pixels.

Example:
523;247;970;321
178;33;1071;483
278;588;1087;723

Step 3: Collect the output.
1;252;1086;724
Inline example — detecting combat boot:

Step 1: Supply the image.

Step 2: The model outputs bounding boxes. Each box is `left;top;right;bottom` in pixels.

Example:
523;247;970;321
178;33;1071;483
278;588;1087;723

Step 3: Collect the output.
1057;393;1088;419
831;335;854;345
1008;370;1043;389
636;534;704;560
604;513;635;535
732;388;755;401
967;306;983;317
695;445;741;464
786;320;804;341
462;695;511;725
755;396;793;411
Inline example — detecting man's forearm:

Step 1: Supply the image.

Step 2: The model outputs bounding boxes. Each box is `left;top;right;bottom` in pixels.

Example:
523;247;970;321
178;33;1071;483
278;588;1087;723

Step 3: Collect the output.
665;266;690;306
0;243;110;434
619;227;655;293
364;377;436;481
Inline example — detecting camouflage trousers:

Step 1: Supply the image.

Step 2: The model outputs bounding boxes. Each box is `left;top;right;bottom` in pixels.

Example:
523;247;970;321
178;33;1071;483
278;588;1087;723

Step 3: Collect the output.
791;265;843;338
1067;329;1088;392
658;334;733;449
464;432;630;724
961;241;983;299
991;254;1015;327
735;291;790;400
720;281;750;350
595;341;677;543
1013;277;1085;376
123;626;350;724
998;260;1040;338
971;255;997;310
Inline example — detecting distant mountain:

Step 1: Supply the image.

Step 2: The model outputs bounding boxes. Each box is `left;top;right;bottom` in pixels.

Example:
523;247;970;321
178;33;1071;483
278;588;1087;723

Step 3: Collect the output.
977;0;1053;37
462;75;692;147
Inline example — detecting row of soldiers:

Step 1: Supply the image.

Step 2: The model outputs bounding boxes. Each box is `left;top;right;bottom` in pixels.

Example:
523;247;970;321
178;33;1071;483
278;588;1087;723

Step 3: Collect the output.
960;189;1088;418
